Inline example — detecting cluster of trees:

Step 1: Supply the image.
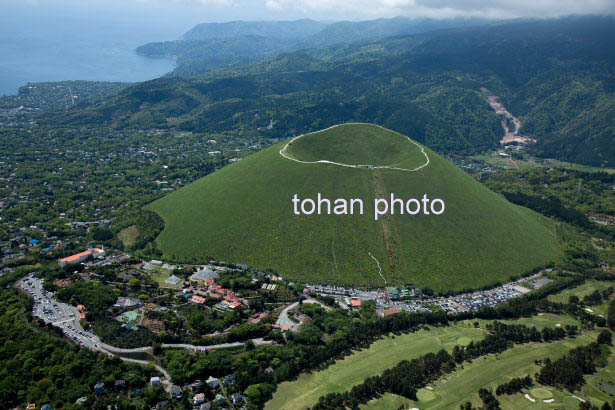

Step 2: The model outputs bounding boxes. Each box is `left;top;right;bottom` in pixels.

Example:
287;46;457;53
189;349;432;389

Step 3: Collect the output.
609;300;615;329
113;210;165;253
579;286;615;306
452;322;570;364
537;341;606;391
484;168;615;244
56;280;118;314
460;388;501;409
580;401;615;410
495;375;533;396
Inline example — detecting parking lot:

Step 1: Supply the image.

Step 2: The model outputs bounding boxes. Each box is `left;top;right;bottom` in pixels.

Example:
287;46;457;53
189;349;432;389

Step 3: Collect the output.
17;274;104;351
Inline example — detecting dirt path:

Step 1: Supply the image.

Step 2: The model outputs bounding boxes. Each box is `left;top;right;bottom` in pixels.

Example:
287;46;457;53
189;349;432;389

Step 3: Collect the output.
368;252;387;284
369;170;400;282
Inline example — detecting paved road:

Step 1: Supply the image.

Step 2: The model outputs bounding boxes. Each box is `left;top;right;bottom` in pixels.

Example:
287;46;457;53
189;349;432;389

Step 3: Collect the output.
275;298;330;332
276;301;300;331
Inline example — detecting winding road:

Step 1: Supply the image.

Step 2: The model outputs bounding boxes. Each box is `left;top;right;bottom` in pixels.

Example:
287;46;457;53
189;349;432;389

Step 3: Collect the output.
275;298;330;332
19;275;277;384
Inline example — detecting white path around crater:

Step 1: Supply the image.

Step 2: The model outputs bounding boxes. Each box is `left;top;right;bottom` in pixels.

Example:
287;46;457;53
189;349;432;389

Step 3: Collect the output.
279;123;430;172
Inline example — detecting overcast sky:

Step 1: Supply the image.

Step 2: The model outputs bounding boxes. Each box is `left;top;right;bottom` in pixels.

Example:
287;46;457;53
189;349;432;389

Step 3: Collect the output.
2;0;614;40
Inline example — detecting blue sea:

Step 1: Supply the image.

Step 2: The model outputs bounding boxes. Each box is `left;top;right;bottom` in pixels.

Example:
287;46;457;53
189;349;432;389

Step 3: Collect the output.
0;2;185;96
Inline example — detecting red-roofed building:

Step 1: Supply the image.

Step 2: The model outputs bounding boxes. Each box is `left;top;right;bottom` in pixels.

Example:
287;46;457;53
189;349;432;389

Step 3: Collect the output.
350;298;362;308
77;305;87;320
224;295;240;303
191;295;206;304
58;250;92;267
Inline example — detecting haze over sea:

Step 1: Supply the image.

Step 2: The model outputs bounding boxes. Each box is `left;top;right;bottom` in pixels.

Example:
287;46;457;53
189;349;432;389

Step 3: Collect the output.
0;1;195;96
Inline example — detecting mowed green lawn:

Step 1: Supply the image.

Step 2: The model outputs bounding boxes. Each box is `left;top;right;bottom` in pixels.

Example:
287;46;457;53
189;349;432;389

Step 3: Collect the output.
265;326;485;410
363;331;602;410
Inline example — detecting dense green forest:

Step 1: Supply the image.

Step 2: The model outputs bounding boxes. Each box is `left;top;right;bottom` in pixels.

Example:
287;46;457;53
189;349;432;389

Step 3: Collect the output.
60;16;614;165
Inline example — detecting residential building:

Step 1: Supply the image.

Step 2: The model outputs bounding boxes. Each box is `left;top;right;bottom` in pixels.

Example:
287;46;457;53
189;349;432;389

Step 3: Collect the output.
94;381;105;395
194;393;206;405
232;393;246;404
206;376;219;389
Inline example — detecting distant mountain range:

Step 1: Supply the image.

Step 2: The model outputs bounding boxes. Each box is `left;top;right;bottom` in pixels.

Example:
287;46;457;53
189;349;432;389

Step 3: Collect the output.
136;17;493;76
65;16;614;166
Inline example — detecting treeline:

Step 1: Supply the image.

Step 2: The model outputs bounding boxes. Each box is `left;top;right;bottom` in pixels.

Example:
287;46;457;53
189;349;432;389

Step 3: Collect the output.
495;375;533;396
579;286;615;306
56;280;118;314
501;191;591;228
537;341;605;391
308;322;573;409
453;322;574;364
460;388;501;410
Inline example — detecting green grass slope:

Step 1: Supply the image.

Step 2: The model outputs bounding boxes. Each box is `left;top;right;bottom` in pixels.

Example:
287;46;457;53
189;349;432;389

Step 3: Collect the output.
146;123;561;292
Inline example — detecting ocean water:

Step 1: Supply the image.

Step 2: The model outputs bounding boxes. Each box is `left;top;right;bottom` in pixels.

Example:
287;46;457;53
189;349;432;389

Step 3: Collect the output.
0;3;181;96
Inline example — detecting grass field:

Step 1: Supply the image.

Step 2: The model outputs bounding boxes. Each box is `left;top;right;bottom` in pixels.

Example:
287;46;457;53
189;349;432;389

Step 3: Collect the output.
363;331;602;410
265;326;486;410
147;267;180;289
117;225;139;247
147;123;561;291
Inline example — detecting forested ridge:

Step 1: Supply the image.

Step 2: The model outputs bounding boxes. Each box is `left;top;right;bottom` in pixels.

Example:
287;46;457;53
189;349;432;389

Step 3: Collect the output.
52;16;614;165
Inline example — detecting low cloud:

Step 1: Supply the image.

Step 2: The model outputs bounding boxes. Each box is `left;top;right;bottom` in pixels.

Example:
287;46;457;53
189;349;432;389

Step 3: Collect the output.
263;0;614;18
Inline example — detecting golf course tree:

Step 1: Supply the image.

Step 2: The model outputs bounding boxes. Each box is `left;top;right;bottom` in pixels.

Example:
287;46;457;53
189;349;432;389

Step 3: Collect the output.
579;401;615;410
609;299;615;329
459;388;502;410
477;388;501;410
495;375;533;396
597;330;612;345
536;342;604;391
